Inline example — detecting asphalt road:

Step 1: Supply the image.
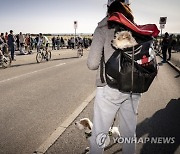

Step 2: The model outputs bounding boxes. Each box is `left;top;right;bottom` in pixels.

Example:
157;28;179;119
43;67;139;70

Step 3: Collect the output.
0;49;96;154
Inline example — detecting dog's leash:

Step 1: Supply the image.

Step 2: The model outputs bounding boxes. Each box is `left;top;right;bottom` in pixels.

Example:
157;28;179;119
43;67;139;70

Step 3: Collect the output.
130;46;138;115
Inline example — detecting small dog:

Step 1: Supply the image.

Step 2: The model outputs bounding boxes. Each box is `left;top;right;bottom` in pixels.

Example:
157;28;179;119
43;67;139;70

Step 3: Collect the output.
111;31;137;49
75;118;120;153
75;118;120;138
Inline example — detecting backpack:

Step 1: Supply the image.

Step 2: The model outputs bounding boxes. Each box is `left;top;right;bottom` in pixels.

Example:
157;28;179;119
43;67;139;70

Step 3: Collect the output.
101;12;159;93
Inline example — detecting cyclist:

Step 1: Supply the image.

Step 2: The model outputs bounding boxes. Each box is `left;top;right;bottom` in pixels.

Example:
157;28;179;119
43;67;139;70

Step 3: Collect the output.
37;33;49;52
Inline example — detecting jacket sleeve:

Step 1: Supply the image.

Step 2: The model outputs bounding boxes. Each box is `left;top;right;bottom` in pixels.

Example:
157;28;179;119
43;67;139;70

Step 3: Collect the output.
87;27;105;70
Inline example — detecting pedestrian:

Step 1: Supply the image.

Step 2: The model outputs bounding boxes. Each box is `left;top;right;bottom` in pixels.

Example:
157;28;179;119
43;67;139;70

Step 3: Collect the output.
56;35;60;50
5;32;8;42
70;37;75;49
87;0;141;154
30;34;34;50
25;34;30;53
0;33;6;43
19;32;25;54
167;34;175;61
35;35;39;50
52;37;56;50
8;30;15;61
61;37;64;48
16;34;20;51
161;32;169;63
68;39;71;49
0;33;8;55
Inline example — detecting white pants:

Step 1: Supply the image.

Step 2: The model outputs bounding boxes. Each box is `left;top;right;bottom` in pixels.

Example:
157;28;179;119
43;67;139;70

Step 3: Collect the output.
90;85;141;154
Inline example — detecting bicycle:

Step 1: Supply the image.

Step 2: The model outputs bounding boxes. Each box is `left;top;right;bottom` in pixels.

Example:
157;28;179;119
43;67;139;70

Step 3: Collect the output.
77;44;83;58
36;46;51;63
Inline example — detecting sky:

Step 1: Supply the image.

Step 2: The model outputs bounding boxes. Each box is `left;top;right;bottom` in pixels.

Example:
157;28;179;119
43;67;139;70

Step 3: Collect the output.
0;0;179;34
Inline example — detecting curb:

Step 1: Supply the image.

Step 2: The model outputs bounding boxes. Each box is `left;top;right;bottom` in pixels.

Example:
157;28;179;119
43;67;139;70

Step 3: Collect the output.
33;90;96;154
166;60;180;73
157;52;180;73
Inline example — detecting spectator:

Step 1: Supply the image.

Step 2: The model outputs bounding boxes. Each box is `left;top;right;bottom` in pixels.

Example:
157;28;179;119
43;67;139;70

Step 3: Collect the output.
8;30;15;61
25;34;30;52
70;37;75;49
0;33;6;43
35;35;39;49
16;34;20;51
5;32;8;41
30;34;34;50
161;32;169;63
0;33;8;55
56;35;60;50
68;39;71;49
64;38;68;49
167;34;174;61
19;32;25;54
52;37;56;50
61;37;64;48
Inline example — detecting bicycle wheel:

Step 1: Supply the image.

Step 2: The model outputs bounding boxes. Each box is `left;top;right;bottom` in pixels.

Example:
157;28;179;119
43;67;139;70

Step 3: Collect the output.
45;50;51;61
36;52;43;63
81;49;83;56
77;49;83;58
77;49;81;58
2;54;11;68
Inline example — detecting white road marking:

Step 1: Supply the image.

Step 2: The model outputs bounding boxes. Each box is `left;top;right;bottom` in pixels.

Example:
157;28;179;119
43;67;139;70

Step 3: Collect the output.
34;90;96;154
0;63;66;84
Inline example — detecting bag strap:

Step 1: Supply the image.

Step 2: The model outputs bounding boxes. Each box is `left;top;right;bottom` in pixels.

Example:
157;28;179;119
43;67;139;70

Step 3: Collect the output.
131;46;135;94
100;49;105;83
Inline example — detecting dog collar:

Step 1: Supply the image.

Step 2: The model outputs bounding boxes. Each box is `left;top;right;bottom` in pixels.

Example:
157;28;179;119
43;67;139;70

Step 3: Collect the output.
85;132;92;139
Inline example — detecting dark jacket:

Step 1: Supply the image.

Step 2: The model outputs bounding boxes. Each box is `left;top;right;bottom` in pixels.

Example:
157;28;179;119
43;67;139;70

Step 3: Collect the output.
8;34;15;46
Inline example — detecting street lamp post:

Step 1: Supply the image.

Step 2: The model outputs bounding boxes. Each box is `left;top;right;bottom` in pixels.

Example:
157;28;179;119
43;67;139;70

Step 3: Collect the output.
74;21;78;49
159;17;167;46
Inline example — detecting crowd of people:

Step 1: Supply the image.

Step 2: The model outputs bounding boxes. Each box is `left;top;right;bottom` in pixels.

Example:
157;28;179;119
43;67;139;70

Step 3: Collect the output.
51;36;92;50
0;30;92;62
160;32;178;63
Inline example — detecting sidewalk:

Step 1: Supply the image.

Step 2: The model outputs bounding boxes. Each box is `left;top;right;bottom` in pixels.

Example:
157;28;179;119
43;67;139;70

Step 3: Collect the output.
169;51;180;69
158;50;180;72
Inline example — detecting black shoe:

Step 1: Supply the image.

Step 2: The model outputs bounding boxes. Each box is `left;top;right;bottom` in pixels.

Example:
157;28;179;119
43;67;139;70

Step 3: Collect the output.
167;58;170;61
161;60;166;63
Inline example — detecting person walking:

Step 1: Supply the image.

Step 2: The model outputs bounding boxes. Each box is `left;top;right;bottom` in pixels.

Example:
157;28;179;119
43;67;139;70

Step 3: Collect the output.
16;34;20;51
56;35;60;50
52;37;56;50
167;34;174;61
8;30;15;61
19;32;25;54
87;0;141;154
161;32;169;63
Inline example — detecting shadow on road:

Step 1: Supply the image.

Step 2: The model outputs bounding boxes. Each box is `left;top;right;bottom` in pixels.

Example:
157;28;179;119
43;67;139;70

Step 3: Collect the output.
11;62;39;68
174;74;180;78
52;56;79;61
136;98;180;154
